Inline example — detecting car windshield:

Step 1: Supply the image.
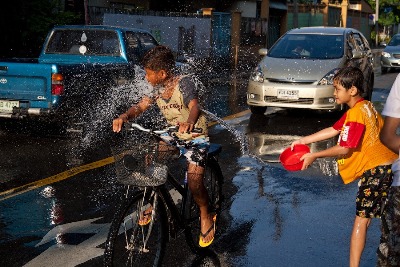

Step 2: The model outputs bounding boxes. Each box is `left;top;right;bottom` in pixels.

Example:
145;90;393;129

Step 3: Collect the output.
387;35;400;46
268;33;344;59
45;29;121;56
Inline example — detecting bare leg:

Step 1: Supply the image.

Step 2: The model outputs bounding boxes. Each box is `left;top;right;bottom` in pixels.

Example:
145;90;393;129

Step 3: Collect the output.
350;216;371;267
187;163;215;243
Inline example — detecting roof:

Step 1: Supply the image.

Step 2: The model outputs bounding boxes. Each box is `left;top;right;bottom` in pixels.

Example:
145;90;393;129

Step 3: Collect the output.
52;24;151;34
287;26;360;35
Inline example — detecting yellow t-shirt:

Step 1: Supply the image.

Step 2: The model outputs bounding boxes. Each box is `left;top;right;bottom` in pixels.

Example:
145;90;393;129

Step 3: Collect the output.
335;100;397;184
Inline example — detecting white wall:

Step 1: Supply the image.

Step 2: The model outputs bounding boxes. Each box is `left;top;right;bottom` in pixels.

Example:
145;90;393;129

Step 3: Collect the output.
103;13;212;57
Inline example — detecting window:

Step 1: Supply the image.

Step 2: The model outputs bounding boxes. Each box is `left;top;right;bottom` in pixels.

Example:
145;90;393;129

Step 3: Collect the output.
125;31;158;62
46;29;120;56
268;34;343;59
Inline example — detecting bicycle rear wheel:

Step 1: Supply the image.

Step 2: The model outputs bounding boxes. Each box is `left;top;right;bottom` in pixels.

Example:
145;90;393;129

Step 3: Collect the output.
104;189;167;267
184;157;223;252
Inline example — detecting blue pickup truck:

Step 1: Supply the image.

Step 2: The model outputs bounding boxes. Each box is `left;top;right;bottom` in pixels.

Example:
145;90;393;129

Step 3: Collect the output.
0;25;161;132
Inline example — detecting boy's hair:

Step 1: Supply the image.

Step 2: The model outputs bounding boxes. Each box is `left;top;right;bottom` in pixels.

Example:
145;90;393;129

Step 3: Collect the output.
142;45;175;73
333;66;364;95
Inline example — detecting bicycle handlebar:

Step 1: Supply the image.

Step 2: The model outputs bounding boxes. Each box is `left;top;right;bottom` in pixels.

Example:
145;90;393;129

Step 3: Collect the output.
130;123;168;135
129;123;202;135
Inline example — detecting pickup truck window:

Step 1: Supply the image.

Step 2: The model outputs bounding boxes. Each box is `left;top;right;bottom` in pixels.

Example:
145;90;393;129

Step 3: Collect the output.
125;31;158;62
45;29;121;56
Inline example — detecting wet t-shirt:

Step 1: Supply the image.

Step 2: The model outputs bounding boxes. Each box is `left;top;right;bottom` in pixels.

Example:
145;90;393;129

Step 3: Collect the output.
332;99;397;184
156;75;208;135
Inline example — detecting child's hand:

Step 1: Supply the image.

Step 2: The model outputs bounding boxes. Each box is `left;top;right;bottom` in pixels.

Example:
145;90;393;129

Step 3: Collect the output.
300;153;315;170
112;117;125;133
291;139;304;150
177;121;194;133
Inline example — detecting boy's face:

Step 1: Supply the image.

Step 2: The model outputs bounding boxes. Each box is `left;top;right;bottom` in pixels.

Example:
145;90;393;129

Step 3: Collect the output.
144;67;167;87
333;79;356;105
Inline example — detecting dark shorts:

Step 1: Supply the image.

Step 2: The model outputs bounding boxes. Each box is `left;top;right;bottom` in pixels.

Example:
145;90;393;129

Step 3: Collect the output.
160;134;209;167
355;165;393;218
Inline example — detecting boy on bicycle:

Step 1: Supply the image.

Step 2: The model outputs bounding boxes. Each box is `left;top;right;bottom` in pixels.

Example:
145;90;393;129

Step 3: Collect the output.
112;45;216;247
290;67;397;267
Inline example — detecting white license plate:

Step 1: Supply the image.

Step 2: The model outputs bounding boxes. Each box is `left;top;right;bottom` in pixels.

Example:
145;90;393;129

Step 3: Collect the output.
0;100;19;113
277;89;299;100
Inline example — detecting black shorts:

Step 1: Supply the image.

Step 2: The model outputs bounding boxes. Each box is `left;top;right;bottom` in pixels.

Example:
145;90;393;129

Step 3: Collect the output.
355;165;393;218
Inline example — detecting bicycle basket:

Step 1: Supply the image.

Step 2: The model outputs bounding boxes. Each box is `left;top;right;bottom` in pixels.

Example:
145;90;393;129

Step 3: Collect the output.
111;137;174;187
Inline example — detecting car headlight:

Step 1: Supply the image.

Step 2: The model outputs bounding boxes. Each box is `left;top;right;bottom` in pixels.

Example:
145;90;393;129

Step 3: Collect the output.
381;51;391;58
250;65;264;83
318;68;340;86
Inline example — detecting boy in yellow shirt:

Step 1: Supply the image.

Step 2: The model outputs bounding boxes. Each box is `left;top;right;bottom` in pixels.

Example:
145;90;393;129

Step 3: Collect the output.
291;67;397;267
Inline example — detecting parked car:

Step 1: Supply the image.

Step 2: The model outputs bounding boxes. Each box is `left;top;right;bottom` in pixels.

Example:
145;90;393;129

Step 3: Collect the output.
247;27;374;114
380;33;400;74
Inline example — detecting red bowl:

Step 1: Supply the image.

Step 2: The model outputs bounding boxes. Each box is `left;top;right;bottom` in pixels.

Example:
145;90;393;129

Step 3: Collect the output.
280;144;310;171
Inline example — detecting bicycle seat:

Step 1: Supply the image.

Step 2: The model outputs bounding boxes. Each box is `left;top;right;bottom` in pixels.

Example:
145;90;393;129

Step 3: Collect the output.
208;143;222;156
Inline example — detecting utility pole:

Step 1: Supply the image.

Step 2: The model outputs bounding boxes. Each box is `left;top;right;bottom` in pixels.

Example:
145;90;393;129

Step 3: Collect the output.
293;0;298;28
375;0;379;47
84;0;89;25
341;0;348;28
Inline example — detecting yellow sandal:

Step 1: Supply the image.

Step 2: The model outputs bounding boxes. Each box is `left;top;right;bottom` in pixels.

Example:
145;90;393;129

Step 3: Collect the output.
199;214;217;247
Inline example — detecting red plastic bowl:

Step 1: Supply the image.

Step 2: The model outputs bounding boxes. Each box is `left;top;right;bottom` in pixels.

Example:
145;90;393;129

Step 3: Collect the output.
280;144;310;171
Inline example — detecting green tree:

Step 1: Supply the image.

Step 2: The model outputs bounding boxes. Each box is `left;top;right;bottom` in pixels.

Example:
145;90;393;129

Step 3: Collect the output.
0;0;82;58
367;0;400;27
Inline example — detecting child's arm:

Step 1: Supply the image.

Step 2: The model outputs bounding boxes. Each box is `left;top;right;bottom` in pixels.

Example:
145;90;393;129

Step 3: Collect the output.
380;116;400;153
300;144;350;170
291;127;339;149
178;98;200;133
112;96;152;133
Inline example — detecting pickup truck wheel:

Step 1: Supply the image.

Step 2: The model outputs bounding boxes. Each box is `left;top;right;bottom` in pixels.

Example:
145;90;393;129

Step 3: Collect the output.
250;106;267;115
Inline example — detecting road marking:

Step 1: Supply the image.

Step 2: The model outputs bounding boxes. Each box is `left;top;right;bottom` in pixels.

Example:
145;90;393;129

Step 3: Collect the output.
25;188;183;266
0;156;115;201
0;109;251;201
24;217;109;267
208;109;250;126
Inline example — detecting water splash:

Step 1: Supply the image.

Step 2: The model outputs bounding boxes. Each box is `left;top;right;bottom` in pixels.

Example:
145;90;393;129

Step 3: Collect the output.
78;65;158;148
202;109;269;167
201;109;249;155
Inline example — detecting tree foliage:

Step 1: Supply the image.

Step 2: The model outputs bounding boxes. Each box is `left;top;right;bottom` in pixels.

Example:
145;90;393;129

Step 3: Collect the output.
367;0;400;27
0;0;82;58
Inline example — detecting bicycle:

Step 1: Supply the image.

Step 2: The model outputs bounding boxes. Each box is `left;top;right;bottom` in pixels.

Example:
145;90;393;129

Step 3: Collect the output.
103;123;224;267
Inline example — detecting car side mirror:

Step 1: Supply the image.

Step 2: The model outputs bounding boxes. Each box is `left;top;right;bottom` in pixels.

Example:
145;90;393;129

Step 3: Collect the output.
352;50;364;59
258;48;268;56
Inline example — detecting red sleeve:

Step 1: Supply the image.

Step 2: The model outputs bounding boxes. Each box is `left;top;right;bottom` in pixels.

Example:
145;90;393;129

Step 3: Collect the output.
333;112;347;130
338;121;365;148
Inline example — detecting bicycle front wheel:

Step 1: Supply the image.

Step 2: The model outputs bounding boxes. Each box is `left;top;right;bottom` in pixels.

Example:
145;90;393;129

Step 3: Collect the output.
104;189;167;267
184;157;224;252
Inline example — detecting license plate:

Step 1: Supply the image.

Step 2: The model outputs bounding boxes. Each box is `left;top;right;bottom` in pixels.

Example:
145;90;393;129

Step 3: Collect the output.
277;89;299;100
0;100;19;113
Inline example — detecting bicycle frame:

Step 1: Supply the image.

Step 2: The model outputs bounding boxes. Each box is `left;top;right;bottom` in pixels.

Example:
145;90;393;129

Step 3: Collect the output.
104;123;223;266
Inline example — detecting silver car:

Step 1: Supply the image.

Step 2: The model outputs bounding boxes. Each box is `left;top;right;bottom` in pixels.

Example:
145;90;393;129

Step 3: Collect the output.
381;33;400;74
247;27;374;114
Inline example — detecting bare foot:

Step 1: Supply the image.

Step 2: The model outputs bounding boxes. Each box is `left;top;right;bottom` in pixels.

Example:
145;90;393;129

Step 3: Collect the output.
199;213;216;246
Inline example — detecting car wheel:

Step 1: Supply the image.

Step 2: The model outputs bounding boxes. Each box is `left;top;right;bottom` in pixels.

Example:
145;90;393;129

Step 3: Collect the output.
381;67;388;74
250;106;267;114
